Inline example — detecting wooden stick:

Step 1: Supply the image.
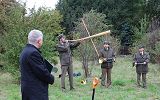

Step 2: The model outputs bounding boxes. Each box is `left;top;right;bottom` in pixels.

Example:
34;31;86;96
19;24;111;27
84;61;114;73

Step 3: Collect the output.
81;18;100;57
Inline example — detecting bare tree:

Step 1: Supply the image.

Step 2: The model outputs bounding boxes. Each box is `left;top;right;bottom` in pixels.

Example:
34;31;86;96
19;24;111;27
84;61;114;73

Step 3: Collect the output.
73;10;120;78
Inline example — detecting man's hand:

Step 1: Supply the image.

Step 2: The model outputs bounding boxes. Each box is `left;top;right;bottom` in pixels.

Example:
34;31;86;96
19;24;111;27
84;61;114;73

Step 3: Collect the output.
133;62;137;67
113;58;116;62
65;40;68;43
103;58;107;61
135;62;137;65
143;62;146;64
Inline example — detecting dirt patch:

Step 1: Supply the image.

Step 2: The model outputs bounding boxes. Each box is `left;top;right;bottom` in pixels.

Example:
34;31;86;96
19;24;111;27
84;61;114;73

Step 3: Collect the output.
0;72;14;84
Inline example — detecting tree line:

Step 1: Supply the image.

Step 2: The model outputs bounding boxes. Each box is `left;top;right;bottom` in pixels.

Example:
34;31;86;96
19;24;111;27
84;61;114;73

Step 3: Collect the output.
0;0;63;78
56;0;160;63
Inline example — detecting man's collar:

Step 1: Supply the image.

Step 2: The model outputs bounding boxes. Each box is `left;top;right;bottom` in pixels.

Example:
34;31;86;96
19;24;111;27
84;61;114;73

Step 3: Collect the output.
27;44;41;53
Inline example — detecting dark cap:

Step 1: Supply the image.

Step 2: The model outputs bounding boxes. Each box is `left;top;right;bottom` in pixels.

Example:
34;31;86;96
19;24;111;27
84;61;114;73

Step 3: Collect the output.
103;41;110;45
58;34;65;41
138;45;145;49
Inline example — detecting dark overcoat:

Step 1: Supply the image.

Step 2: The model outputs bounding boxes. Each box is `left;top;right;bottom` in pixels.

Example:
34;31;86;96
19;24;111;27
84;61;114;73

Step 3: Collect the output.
99;47;115;69
57;41;80;66
133;52;150;73
19;44;54;100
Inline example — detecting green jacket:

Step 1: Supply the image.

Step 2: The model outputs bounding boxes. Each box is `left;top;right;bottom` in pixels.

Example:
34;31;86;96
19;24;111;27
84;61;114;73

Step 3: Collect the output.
133;51;150;73
99;47;115;69
57;41;80;66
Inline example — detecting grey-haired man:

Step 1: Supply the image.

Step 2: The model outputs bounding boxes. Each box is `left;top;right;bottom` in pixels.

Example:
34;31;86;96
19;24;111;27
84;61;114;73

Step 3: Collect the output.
20;30;54;100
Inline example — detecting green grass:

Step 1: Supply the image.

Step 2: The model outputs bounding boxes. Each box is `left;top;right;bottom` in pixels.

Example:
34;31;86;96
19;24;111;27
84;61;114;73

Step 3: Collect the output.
0;56;160;100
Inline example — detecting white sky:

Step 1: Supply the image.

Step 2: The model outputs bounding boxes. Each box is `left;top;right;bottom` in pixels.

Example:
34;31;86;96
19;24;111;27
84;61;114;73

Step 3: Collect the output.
17;0;59;10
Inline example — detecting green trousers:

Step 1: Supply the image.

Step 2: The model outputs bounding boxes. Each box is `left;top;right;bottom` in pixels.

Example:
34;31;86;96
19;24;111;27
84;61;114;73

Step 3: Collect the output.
61;64;74;89
137;73;147;87
101;68;112;86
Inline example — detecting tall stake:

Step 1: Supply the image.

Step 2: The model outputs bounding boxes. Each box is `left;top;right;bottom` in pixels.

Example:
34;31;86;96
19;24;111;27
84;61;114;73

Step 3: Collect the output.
92;77;99;100
92;88;95;100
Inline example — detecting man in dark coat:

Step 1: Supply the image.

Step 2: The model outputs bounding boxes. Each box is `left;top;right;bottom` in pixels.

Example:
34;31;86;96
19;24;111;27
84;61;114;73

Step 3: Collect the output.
99;41;115;88
133;45;150;88
57;34;82;91
19;30;54;100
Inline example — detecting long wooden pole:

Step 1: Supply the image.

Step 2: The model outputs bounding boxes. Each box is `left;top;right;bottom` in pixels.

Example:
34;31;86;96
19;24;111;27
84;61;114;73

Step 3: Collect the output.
81;19;99;57
68;30;110;42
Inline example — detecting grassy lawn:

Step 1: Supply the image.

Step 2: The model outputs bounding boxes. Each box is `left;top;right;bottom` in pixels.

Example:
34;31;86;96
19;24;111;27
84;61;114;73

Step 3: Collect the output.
0;56;160;100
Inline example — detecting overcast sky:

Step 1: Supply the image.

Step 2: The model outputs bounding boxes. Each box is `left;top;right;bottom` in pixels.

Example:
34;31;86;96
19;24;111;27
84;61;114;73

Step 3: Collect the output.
18;0;59;10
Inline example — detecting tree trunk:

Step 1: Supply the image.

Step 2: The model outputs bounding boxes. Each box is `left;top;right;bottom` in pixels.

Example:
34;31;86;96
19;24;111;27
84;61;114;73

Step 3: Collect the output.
82;55;89;78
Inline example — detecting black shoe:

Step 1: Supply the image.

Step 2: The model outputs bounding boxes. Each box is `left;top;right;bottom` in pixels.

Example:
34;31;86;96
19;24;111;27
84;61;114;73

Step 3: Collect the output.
70;87;75;90
61;88;66;92
137;85;141;88
137;83;141;88
59;74;62;78
143;86;147;89
106;83;111;88
99;76;102;79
